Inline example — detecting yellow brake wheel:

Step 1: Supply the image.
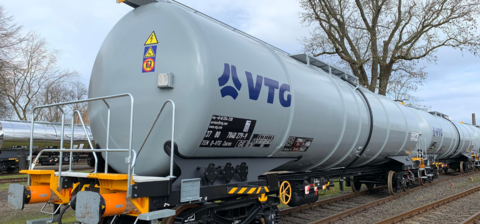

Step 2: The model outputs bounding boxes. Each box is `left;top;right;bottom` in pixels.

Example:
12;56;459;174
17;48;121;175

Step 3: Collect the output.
279;181;292;204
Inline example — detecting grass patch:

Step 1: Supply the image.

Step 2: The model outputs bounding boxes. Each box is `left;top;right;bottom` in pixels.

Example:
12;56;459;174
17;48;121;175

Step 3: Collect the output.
0;182;26;191
0;174;27;179
1;213;52;224
453;175;480;188
4;211;79;224
0;210;76;224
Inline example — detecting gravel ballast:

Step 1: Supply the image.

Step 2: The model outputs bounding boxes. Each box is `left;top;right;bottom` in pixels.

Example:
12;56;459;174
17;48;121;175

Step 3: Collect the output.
334;172;480;224
399;190;480;224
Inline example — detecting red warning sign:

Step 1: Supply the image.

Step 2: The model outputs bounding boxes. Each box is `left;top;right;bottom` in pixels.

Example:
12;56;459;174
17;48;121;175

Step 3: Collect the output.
143;58;155;73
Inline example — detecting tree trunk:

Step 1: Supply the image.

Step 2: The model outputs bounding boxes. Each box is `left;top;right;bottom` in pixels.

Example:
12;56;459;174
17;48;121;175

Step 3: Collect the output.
378;67;392;95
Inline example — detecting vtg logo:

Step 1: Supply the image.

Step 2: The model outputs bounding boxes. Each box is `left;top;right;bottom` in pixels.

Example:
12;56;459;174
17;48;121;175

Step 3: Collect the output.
218;63;292;107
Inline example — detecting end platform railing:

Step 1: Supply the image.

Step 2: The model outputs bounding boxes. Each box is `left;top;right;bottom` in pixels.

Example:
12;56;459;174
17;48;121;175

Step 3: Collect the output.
27;94;178;198
27;93;136;196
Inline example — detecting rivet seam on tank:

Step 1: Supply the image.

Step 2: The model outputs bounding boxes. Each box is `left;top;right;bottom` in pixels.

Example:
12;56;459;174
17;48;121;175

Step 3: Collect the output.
142;31;158;73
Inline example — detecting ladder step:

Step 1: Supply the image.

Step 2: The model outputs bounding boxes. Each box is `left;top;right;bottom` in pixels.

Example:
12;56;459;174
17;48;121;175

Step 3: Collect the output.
26;217;53;224
138;209;176;221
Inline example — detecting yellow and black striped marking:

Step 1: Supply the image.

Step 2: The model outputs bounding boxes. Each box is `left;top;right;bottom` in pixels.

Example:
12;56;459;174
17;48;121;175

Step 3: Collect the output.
227;186;269;195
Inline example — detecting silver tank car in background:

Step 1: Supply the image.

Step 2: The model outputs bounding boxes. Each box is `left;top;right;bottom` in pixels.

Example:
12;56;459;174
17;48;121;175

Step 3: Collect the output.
0;120;93;151
88;0;480;176
0;120;94;172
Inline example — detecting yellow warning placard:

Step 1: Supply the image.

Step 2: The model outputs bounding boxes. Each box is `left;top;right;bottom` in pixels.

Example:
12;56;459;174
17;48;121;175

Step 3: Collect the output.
144;47;156;58
145;31;158;45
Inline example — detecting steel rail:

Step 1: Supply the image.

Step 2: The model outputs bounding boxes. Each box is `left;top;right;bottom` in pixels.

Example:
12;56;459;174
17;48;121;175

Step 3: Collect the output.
461;210;480;224
0;177;28;184
375;184;480;224
279;172;472;224
306;173;473;224
279;186;386;216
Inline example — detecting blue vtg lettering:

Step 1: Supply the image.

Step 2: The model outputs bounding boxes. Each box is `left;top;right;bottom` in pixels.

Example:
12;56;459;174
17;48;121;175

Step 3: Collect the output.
218;63;292;107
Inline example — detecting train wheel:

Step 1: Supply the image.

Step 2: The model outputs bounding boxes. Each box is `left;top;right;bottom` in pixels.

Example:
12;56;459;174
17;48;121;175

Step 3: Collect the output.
387;171;396;195
460;161;464;174
402;179;408;192
351;181;362;193
160;204;198;224
260;204;279;224
418;171;425;186
279;181;292;205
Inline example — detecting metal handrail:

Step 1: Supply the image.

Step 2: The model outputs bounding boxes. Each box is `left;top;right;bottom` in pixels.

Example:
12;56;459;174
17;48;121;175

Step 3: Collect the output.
66;110;96;171
103;99;111;174
28;93;134;194
134;99;176;178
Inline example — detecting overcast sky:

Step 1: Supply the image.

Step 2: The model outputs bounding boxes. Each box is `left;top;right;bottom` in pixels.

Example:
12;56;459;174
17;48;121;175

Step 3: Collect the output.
2;0;479;123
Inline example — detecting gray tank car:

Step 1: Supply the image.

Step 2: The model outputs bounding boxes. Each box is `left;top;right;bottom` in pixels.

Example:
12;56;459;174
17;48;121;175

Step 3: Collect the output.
9;1;480;223
88;1;480;177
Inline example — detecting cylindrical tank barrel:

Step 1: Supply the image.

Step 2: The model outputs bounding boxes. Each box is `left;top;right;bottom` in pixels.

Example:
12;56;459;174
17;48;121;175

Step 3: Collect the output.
88;1;480;176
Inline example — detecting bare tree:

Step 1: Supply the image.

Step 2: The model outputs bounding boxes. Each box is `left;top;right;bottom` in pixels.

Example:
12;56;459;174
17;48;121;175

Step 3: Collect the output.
300;0;480;95
37;79;88;123
0;33;78;120
386;60;427;102
67;80;89;124
0;5;26;118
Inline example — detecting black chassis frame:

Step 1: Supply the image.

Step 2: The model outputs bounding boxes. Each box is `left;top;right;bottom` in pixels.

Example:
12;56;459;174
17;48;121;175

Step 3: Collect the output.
440;153;476;172
64;145;438;223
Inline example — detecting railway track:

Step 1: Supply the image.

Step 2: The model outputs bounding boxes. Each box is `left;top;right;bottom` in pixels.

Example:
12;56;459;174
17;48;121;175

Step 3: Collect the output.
0;167;93;184
0;165;92;177
0;177;27;184
280;172;474;224
376;184;480;224
462;210;480;224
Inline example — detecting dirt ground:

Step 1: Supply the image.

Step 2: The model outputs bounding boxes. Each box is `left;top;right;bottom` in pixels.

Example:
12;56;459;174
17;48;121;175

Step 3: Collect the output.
0;187;51;223
0;164;90;223
0;184;79;224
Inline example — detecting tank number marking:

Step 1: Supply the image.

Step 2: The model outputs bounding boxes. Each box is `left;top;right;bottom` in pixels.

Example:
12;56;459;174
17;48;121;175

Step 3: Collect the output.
248;134;275;148
280;136;314;152
199;115;256;148
410;132;419;142
432;127;443;137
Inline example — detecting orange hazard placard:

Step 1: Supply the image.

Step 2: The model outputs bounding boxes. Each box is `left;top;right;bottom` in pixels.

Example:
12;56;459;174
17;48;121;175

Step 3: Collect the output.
143;58;155;73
